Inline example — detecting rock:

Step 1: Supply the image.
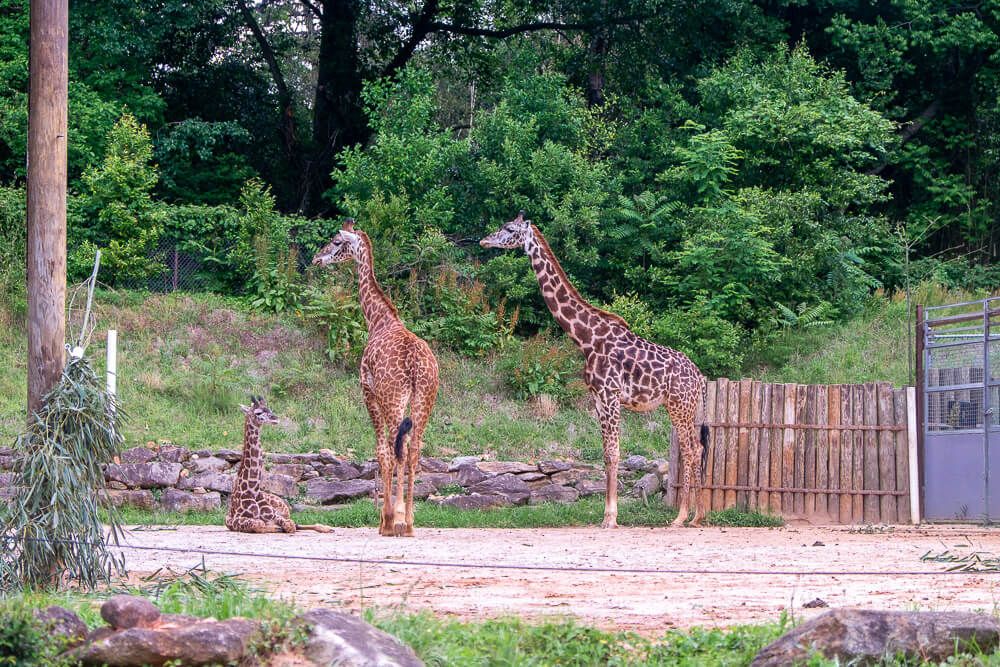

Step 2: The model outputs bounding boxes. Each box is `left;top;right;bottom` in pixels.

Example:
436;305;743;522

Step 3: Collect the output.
191;449;213;458
417;472;455;490
517;471;548;482
157;446;190;463
213;448;243;463
550;469;587;486
160;489;221;513
270;463;312;481
105;463;183;489
575;480;606;497
262;473;298;498
187;456;229;474
0;471;17;487
477;461;538;475
101;489;156;510
76;617;259;667
101;595;161;630
267;453;294;465
177;471;234;494
538;460;572;475
412;481;436;500
455;464;488;487
0;454;16;470
438;493;513;510
623;455;649;471
291;609;423;667
632;472;662;498
306;479;376;504
302;470;320;480
119;447;157;465
106;481;128;490
448;455;482;471
803;598;828;609
752;610;1000;667
317;448;338;464
529;484;580;505
357;461;379;479
317;462;362;481
419;456;449;473
469;473;531;505
34;605;88;647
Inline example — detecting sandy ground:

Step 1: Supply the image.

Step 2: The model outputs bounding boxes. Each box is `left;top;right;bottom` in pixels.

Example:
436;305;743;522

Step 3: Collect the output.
115;523;1000;633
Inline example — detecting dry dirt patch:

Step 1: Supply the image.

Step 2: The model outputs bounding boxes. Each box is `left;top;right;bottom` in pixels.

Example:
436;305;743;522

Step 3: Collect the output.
116;524;1000;634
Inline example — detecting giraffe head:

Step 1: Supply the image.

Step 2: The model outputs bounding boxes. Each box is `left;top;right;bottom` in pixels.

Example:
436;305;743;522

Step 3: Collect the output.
240;395;279;426
479;211;532;250
311;219;363;266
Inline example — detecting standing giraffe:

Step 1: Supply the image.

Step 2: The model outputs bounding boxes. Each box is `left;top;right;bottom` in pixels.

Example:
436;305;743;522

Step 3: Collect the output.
312;220;439;537
226;395;332;534
480;212;709;528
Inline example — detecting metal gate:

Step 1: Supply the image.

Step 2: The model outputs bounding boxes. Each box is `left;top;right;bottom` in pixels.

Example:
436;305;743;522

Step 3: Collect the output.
919;297;1000;522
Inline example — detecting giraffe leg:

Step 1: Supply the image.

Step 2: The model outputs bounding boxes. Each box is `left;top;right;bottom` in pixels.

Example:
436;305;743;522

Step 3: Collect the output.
377;447;395;536
687;421;705;527
404;381;437;537
385;406;410;537
362;385;393;536
594;391;622;529
671;418;698;527
263;493;296;534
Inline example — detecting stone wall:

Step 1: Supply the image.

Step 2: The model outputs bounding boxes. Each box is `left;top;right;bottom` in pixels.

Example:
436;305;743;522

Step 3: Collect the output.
0;446;671;513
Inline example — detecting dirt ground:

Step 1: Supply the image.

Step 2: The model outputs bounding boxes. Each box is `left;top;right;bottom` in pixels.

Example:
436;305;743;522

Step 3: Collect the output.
116;523;1000;634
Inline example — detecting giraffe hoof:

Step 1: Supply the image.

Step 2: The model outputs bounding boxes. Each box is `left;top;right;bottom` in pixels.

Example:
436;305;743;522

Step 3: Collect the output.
600;519;619;529
392;522;407;537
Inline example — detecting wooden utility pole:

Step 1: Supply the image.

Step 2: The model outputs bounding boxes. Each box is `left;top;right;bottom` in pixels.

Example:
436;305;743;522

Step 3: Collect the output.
26;0;68;415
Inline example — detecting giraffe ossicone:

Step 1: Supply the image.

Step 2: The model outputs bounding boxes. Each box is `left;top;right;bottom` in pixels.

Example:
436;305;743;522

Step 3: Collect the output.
226;395;333;534
312;221;439;537
481;212;710;528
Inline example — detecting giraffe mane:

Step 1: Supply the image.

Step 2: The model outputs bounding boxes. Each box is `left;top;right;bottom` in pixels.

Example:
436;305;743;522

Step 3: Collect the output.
353;228;399;318
529;224;629;328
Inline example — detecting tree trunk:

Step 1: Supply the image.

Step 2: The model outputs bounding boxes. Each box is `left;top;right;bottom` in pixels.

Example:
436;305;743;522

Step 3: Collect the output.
26;0;68;417
304;0;367;215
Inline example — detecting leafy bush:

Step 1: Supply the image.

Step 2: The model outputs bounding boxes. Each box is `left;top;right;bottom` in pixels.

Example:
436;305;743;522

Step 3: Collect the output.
407;268;510;356
0;186;25;328
650;297;746;378
153;119;256;205
68;113;164;284
297;279;366;363
498;334;584;401
0;600;59;666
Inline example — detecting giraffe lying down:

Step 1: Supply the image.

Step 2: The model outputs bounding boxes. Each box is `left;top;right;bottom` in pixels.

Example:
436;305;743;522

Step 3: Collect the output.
225;396;332;534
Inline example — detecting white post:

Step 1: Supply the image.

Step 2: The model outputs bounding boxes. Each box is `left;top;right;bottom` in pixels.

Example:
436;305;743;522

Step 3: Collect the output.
106;329;117;397
907;386;920;524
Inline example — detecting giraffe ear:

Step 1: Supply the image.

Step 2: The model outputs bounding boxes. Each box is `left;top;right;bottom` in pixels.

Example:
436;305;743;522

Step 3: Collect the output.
342;218;355;232
239;404;252;415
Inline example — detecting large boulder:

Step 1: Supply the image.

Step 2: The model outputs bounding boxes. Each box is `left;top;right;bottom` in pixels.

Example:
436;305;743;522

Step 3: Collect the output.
105;463;183;489
101;489;156;510
157;446;190;463
469;474;531;505
317;462;362;481
455;464;488;487
419;457;449;473
752;609;1000;666
529;484;580;505
305;479;375;504
176;471;234;494
538;460;572;475
631;472;662;499
119;447;157;465
213;448;244;463
34;606;88;647
262;473;298;498
159;489;221;513
417;472;455;490
76;617;259;667
476;461;537;475
186;456;229;474
287;609;423;667
101;595;161;630
270;463;313;481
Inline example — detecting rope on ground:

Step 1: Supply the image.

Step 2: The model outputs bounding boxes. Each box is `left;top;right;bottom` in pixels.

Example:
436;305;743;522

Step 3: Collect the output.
11;536;998;577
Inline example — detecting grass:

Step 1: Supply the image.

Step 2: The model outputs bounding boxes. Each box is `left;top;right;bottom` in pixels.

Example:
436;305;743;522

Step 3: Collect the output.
110;497;784;529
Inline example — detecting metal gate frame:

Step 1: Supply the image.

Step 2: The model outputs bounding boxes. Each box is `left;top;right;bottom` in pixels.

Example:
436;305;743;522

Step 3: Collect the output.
917;297;1000;522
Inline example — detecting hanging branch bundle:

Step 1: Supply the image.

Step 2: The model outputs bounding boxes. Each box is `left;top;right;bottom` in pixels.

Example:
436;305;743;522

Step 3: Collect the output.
0;351;126;591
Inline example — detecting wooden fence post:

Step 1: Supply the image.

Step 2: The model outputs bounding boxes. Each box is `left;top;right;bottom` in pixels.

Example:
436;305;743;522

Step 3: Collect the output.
26;0;68;416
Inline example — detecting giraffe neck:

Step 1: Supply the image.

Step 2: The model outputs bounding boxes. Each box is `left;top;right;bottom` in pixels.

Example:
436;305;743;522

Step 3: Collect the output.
524;225;620;347
238;417;264;485
353;232;400;335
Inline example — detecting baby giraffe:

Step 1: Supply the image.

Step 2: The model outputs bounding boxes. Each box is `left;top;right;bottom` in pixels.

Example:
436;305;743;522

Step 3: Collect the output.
226;396;332;534
312;220;439;537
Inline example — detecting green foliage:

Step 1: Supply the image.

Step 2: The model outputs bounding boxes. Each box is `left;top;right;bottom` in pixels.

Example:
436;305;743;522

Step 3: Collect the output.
0;356;124;592
0;186;25;328
154;119;256;205
0;599;69;667
498;333;584;401
408;268;510;356
649;297;746;378
296;278;367;364
68;114;165;284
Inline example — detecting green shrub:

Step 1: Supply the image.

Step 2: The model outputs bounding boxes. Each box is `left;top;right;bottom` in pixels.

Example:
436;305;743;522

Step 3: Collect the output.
499;334;584;401
408;268;510;356
297;278;366;363
651;297;746;378
0;600;57;666
0;186;25;328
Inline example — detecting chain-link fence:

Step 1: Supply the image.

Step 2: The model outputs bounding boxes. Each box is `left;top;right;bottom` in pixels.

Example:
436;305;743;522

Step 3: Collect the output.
117;239;236;293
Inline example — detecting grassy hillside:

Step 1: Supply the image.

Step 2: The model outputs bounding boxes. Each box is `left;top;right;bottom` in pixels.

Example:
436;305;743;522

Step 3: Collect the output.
0;284;984;460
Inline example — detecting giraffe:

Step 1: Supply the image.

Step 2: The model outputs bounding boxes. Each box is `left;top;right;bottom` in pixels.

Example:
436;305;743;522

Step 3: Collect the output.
480;211;710;528
311;220;439;537
226;395;333;534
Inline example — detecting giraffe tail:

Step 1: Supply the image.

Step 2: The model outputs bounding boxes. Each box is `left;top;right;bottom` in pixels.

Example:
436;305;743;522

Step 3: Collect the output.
700;423;710;482
394;417;413;462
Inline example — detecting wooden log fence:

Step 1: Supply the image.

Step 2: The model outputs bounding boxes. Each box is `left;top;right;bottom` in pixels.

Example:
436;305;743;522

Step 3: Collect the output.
666;380;917;524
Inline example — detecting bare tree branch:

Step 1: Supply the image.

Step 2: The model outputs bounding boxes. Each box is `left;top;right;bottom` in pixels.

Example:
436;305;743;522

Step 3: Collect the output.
380;0;441;79
299;0;322;20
